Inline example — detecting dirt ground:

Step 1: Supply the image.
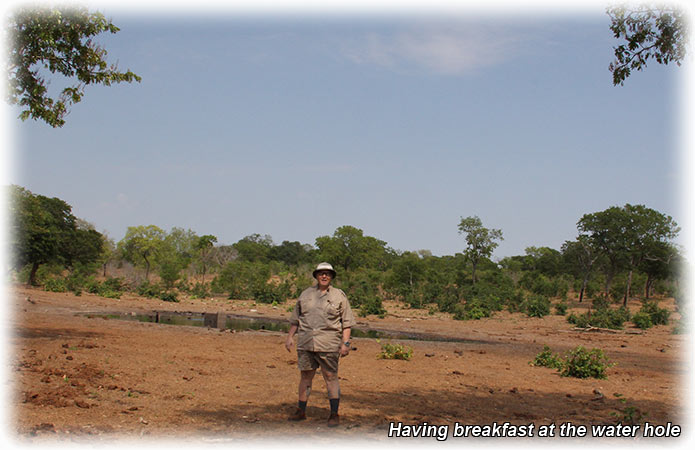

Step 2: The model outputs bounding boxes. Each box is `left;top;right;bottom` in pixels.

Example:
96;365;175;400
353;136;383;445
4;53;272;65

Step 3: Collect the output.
5;285;689;444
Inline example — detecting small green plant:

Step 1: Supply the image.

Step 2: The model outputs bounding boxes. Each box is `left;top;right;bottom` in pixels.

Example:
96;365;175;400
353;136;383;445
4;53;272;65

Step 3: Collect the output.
554;301;568;316
610;395;648;425
377;340;413;361
531;345;563;369
560;346;613;379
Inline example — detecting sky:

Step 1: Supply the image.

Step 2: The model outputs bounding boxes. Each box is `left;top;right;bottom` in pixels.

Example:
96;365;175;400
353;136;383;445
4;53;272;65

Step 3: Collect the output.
3;0;692;260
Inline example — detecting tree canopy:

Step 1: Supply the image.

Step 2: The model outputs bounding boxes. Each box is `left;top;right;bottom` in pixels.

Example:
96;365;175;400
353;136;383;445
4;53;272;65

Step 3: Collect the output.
457;216;503;285
577;203;679;305
6;5;141;127
8;185;104;285
607;4;689;85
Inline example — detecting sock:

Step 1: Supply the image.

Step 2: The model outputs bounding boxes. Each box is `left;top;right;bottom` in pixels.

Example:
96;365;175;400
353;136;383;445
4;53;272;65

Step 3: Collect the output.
329;398;339;414
298;400;307;411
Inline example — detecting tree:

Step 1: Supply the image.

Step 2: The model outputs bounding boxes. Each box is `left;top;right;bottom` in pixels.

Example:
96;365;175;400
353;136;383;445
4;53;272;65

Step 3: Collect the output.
638;241;678;298
233;234;274;263
577;204;679;305
524;246;562;277
577;206;629;295
8;185;103;285
267;240;315;267
618;204;679;305
607;4;689;86
117;225;166;281
389;251;426;297
6;5;141;127
193;234;218;282
315;225;389;273
457;216;503;286
561;236;602;302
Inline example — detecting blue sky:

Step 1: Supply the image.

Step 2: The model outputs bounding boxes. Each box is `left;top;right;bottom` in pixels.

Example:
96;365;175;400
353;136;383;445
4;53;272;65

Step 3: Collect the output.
4;2;689;258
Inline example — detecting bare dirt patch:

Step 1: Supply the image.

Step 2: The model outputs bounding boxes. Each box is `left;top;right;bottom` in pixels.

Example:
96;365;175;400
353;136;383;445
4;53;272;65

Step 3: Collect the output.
7;286;687;443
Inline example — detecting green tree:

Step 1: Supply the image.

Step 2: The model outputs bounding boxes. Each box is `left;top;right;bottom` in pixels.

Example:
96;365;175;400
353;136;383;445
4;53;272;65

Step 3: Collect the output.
6;5;141;127
608;4;689;86
638;241;678;298
8;185;103;285
233;234;274;263
577;206;629;296
118;225;166;281
389;251;426;297
193;234;218;282
578;204;679;305
524;246;562;277
561;235;602;303
315;225;389;273
268;240;315;266
457;216;503;286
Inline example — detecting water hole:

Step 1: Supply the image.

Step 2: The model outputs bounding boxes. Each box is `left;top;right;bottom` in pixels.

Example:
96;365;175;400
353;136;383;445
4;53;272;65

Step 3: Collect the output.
81;310;488;344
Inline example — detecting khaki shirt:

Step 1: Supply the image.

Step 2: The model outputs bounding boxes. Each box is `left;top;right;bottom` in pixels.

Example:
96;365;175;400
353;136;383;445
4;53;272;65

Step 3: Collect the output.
289;285;356;352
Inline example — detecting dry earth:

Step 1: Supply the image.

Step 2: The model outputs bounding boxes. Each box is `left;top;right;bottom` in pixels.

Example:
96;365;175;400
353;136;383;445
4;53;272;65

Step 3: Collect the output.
6;285;689;445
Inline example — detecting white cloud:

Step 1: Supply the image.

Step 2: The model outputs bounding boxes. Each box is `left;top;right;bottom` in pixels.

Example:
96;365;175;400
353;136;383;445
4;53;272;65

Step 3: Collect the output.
342;26;527;75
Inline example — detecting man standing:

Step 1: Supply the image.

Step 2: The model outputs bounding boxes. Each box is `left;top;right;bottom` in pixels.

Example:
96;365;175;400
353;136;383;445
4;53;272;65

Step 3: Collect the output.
285;262;355;427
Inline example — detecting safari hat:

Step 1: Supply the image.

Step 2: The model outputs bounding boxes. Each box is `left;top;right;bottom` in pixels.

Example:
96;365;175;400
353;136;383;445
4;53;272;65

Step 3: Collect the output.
312;262;337;279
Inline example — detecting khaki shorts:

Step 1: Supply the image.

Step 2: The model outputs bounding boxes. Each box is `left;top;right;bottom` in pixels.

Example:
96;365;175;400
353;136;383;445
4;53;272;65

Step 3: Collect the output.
297;350;340;373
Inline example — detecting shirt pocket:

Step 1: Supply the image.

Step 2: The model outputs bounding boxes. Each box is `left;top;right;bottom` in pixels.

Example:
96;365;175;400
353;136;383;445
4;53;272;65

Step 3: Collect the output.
325;298;341;320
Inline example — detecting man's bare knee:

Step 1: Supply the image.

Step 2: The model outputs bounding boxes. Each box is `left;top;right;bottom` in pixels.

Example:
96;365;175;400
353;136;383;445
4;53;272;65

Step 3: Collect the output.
322;370;338;382
300;369;316;381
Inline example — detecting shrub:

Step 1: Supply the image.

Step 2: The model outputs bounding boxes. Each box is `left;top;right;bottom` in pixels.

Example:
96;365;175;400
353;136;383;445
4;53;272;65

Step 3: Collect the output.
554;301;568;316
252;281;292;304
44;278;67;293
377;340;413;361
568;306;630;330
524;294;551;318
639;301;670;326
189;282;211;299
531;345;613;379
506;289;526;313
631;312;653;329
560;346;612;379
531;345;563;369
137;281;163;298
158;291;179;303
358;297;386;318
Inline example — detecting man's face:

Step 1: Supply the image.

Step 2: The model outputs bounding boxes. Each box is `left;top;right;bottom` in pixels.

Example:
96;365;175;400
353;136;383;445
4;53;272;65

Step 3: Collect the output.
316;271;333;288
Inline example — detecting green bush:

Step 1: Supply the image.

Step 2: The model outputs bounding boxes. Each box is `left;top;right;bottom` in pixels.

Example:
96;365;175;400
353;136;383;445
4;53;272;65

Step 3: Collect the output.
567;305;630;330
639;301;670;326
631;312;653;329
189;282;211;299
253;281;291;304
137;281;163;298
506;289;526;313
560;346;612;379
554;301;568;316
158;291;179;302
377;341;413;360
530;345;613;379
358;296;386;318
43;278;67;292
524;294;551;318
531;345;563;369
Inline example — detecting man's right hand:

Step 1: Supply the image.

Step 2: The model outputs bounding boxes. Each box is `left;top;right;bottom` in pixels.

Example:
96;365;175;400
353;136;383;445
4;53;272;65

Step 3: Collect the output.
285;337;294;352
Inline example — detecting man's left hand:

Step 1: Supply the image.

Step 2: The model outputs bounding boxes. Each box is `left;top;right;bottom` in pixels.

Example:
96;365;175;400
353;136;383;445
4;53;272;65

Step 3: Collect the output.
339;343;350;357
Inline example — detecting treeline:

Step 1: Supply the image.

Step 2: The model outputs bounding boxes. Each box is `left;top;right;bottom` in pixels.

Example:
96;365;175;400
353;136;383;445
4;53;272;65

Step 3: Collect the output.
7;185;686;330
